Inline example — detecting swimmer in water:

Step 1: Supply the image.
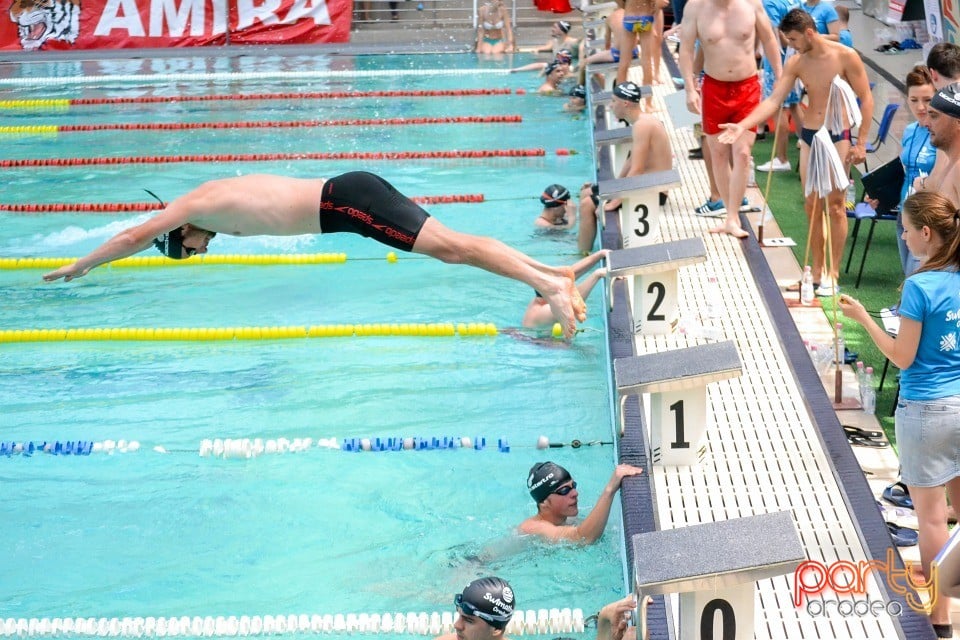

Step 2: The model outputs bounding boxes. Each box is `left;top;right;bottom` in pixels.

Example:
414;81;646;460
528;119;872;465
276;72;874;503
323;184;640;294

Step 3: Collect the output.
518;461;644;544
41;172;587;338
433;577;516;640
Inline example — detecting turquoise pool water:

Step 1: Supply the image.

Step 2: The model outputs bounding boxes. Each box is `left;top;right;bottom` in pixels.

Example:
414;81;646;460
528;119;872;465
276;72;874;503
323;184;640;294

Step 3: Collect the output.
0;52;624;634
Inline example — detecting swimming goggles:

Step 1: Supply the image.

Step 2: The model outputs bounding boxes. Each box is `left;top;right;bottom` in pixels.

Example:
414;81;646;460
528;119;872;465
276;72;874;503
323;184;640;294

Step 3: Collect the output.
553;481;577;496
454;594;511;626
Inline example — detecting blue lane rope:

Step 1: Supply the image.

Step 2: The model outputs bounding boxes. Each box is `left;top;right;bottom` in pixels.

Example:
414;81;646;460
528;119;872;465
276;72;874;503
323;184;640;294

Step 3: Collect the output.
0;436;613;459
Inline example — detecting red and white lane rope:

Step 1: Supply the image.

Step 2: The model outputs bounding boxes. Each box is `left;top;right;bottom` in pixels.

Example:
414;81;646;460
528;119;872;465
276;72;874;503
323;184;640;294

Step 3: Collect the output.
0;116;521;135
0;194;484;214
0;149;547;168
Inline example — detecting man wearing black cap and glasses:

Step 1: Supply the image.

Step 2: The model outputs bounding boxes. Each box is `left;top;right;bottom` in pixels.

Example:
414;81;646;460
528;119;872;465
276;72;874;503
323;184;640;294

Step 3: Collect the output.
578;82;672;254
434;577;516;640
518;461;643;543
914;83;960;208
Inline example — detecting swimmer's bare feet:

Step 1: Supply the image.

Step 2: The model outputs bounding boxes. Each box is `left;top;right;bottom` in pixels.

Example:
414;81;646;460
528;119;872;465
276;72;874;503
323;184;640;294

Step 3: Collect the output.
709;221;749;238
541;270;586;338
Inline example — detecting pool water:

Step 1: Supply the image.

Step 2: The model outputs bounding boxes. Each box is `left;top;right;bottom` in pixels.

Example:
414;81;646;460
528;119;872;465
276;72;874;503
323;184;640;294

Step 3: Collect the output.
0;52;625;633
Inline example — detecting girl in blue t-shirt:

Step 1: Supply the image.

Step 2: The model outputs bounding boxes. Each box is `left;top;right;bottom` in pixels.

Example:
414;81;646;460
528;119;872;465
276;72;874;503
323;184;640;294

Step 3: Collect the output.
899;66;938;274
840;190;960;638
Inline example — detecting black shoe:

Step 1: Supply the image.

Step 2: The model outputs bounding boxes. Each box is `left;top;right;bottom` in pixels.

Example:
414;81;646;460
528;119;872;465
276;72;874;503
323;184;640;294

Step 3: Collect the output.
933;624;953;639
688;147;703;159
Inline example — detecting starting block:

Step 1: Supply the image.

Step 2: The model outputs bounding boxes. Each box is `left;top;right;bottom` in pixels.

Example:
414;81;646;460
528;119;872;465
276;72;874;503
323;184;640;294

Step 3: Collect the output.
608;238;706;335
588;58;643;92
582;1;617;20
598;170;681;248
594;126;633;179
614;341;742;466
632;511;804;640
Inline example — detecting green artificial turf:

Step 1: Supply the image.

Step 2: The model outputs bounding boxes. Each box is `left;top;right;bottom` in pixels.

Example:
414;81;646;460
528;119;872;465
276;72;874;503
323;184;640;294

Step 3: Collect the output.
751;135;902;442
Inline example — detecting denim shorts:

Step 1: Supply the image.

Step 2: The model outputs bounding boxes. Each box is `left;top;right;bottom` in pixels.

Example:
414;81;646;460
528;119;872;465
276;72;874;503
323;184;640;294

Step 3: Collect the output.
896;394;960;487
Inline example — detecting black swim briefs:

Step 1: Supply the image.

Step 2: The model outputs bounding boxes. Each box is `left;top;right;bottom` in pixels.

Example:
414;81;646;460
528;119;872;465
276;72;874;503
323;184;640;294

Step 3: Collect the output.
319;171;430;251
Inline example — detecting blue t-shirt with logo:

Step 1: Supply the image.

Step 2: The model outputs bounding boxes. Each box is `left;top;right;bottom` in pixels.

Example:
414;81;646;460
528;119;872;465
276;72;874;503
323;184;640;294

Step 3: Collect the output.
802;1;838;35
899;270;960;400
899;122;937;202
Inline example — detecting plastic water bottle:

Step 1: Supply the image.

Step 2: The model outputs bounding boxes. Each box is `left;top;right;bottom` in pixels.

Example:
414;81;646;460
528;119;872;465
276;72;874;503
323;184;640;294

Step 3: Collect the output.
800;266;815;306
834;323;846;365
862;366;876;414
702;275;723;320
747;157;757;188
856;361;866;402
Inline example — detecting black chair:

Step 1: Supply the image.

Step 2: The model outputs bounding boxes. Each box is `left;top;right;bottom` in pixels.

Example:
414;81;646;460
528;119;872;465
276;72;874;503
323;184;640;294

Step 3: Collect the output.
845;203;899;288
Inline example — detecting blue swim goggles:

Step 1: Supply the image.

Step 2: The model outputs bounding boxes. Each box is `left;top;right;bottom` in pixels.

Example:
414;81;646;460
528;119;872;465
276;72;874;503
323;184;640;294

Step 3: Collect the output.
454;594;511;627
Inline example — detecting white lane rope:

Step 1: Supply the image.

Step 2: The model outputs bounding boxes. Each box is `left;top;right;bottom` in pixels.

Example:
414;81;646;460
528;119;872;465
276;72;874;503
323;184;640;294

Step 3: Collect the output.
0;69;511;88
0;608;587;637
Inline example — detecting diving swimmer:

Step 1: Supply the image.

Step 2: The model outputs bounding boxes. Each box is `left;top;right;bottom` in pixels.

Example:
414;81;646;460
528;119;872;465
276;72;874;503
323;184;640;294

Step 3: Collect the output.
42;172;587;338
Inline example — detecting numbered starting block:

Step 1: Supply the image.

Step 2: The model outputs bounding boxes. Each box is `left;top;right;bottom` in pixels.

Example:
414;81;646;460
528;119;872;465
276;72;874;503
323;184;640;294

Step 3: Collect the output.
599;170;681;247
594;126;633;179
588;58;643;92
614;341;741;466
608;238;706;335
632;511;805;640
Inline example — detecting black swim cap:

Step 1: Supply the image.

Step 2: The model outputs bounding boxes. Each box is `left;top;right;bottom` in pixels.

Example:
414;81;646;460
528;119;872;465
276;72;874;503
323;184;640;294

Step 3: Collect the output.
153;227;186;260
557;20;571;33
613;81;642;103
545;61;562;76
540;184;571;208
528;461;572;502
932;82;960;119
570;84;586;100
456;577;516;629
555;49;572;63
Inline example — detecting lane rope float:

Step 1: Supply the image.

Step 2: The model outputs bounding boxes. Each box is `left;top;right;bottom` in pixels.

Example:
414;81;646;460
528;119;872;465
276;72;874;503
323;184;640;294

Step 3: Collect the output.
0;68;513;88
0;436;612;459
0;607;586;637
1;255;349;270
0;115;522;136
0;194;484;215
0;149;547;168
0;323;503;343
0;88;514;111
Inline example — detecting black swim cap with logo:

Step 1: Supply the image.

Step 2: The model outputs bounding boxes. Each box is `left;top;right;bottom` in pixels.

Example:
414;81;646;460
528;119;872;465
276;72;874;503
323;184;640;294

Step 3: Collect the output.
570;84;587;100
527;461;572;502
931;82;960;119
613;81;642;103
557;20;571;33
456;577;516;629
153;227;186;260
540;184;571;208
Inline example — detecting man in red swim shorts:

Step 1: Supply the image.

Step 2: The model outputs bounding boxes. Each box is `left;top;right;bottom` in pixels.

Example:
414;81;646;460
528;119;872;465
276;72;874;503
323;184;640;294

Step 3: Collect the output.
678;0;781;237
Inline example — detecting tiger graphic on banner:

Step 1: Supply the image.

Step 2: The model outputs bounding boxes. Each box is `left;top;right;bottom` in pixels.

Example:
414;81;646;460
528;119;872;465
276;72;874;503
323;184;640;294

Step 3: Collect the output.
8;0;80;50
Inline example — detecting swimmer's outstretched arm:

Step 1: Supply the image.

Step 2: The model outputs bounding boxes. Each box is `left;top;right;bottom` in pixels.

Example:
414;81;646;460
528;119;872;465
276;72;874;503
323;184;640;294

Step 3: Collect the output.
42;203;192;282
571;249;609;278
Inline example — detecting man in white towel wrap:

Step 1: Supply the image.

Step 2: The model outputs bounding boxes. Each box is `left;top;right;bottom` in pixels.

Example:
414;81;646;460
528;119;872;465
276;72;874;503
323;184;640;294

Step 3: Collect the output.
719;8;872;295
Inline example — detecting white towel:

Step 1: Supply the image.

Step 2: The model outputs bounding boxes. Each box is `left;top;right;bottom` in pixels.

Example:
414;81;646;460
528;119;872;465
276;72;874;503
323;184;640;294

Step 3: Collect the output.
825;75;862;135
805;127;850;198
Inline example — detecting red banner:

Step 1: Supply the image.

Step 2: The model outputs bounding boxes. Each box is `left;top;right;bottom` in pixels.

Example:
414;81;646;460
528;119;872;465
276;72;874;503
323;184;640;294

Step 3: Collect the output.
0;0;351;51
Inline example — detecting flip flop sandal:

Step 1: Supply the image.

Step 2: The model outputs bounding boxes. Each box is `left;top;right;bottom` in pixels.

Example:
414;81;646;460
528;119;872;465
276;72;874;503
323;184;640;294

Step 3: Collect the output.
883;481;914;509
847;432;888;447
886;521;919;546
843;425;883;440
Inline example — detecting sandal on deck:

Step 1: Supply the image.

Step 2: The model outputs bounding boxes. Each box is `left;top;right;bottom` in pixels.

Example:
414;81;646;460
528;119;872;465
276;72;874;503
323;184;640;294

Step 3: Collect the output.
882;481;913;509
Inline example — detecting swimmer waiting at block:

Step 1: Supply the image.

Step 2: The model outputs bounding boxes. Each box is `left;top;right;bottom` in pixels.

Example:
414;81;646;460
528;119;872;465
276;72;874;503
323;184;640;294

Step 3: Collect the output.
41;172;587;338
434;577;516;640
518;461;643;544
